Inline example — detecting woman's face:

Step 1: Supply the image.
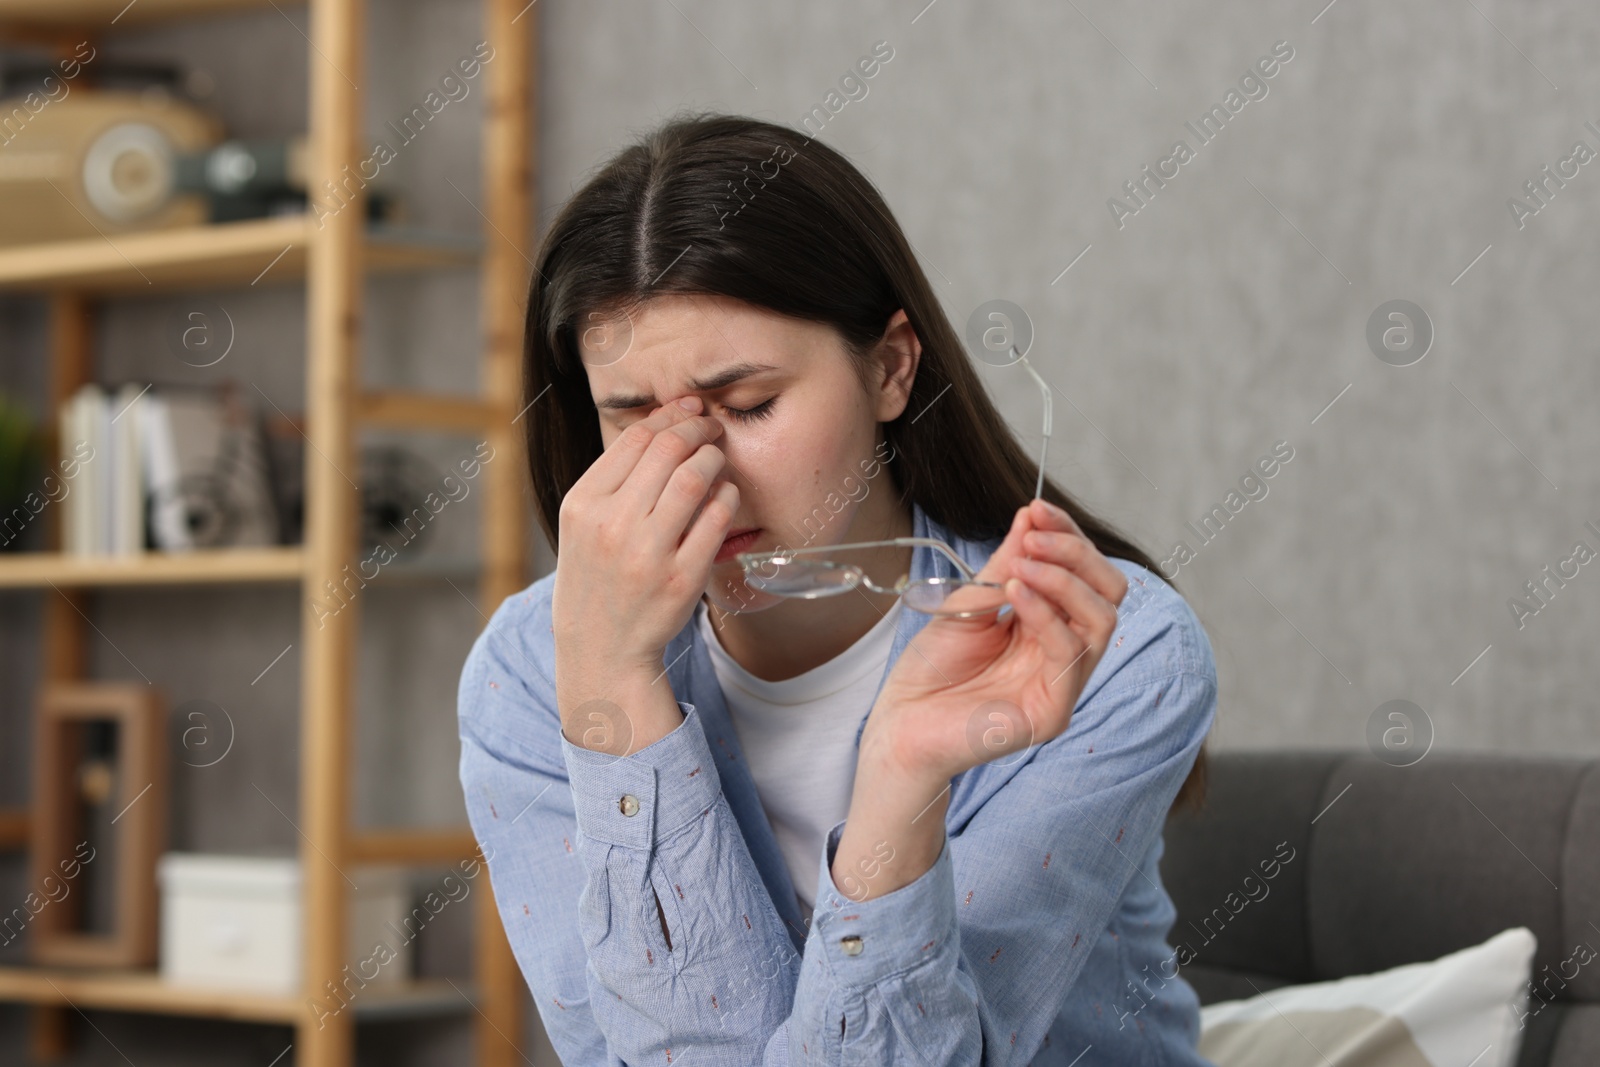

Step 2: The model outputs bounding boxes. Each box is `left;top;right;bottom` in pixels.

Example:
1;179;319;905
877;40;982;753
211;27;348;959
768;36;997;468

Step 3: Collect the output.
579;293;918;616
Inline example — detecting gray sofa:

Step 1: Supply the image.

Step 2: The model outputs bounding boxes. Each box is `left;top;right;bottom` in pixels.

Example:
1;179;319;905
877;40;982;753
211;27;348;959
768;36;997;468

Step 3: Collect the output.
1160;751;1600;1067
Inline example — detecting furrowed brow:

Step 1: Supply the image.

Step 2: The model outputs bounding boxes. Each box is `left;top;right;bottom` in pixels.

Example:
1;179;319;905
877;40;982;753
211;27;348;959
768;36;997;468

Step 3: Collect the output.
595;361;779;411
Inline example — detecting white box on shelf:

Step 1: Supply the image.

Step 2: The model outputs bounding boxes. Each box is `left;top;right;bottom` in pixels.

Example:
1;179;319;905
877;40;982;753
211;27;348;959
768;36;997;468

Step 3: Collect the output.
156;853;413;994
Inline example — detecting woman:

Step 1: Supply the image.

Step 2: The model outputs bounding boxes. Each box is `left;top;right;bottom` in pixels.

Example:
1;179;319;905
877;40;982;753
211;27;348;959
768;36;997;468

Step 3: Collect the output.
458;111;1218;1065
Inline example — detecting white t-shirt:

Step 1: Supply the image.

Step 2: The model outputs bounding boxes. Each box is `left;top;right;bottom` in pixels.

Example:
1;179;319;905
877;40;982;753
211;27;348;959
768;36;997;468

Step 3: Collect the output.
695;598;904;924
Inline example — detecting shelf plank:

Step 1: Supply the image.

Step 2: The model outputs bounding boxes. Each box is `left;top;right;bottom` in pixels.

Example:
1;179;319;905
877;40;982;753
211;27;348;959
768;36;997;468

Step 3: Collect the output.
0;547;304;589
357;390;496;433
0;966;300;1023
0;967;472;1024
0;217;478;295
0;549;487;589
0;0;286;32
348;828;479;866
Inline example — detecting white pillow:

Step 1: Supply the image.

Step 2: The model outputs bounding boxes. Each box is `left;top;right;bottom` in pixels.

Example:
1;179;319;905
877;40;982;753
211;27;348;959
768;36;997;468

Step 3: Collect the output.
1198;926;1537;1067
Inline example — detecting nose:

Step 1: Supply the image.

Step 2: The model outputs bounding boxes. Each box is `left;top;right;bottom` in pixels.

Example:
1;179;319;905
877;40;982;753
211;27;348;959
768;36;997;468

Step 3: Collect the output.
652;394;702;415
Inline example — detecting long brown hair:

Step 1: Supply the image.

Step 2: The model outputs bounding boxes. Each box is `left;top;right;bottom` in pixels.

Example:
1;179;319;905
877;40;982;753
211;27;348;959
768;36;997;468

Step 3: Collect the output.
521;110;1207;814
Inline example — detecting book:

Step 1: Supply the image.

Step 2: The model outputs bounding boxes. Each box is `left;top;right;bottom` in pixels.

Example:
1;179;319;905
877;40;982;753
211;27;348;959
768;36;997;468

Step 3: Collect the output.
143;384;278;550
57;382;280;555
111;383;145;555
57;383;104;556
138;391;191;551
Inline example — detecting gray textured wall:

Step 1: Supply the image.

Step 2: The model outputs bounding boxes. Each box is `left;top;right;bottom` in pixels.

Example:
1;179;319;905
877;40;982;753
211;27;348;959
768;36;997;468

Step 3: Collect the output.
531;0;1600;763
3;1;1597;1064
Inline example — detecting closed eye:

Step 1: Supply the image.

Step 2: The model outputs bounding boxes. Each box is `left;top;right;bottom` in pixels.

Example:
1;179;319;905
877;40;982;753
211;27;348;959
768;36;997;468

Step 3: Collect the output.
723;397;777;423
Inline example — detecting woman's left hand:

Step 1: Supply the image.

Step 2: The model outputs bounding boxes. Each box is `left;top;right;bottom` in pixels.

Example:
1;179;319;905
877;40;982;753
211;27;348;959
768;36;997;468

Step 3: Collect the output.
863;497;1130;785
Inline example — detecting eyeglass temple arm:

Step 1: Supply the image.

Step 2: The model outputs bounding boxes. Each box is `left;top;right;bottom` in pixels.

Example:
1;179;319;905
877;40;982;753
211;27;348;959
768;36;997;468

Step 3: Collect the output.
911;536;981;580
1013;346;1052;501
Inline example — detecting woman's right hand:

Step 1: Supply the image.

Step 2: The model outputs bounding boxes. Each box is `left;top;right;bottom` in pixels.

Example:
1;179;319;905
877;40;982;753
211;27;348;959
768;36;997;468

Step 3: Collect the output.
551;394;740;718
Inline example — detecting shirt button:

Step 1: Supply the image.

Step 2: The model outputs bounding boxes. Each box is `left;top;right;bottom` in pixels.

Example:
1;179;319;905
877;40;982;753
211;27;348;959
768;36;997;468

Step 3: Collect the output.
839;935;864;956
618;794;640;817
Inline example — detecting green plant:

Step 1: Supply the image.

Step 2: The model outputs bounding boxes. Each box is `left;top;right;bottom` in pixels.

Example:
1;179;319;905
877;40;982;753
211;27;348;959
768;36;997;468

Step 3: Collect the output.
0;392;43;550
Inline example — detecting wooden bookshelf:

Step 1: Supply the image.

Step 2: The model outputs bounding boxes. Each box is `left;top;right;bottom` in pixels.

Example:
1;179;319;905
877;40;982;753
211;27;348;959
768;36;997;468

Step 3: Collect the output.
0;546;305;588
348;828;478;865
0;967;473;1025
0;218;478;296
0;1;536;1064
0;549;488;590
357;390;497;433
0;0;284;33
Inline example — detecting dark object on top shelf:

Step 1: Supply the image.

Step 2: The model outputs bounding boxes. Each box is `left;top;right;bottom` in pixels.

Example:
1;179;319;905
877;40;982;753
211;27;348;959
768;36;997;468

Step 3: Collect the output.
0;84;221;244
173;137;394;224
0;56;194;100
0;53;392;239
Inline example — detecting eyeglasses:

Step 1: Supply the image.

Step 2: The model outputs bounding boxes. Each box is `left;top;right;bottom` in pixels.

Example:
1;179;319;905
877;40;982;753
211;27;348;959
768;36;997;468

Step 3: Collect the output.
736;346;1053;617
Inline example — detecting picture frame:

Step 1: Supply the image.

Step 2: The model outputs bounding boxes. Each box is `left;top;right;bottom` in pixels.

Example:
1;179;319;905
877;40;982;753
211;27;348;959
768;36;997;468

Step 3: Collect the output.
29;682;167;968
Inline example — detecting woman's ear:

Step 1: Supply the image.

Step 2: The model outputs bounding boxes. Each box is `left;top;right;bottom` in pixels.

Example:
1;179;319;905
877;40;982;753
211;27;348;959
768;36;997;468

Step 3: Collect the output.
872;309;921;421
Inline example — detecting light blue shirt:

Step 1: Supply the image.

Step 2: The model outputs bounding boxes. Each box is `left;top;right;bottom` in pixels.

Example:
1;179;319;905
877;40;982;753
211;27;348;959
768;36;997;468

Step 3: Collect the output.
458;500;1219;1065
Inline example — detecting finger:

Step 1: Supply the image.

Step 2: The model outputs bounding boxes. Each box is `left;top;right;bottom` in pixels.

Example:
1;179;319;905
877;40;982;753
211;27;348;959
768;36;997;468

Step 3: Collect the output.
677;480;740;578
1004;576;1088;679
1012;557;1119;648
615;406;728;517
585;400;691;496
586;399;719;498
1021;528;1130;607
1027;497;1088;541
645;442;732;552
972;505;1037;586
